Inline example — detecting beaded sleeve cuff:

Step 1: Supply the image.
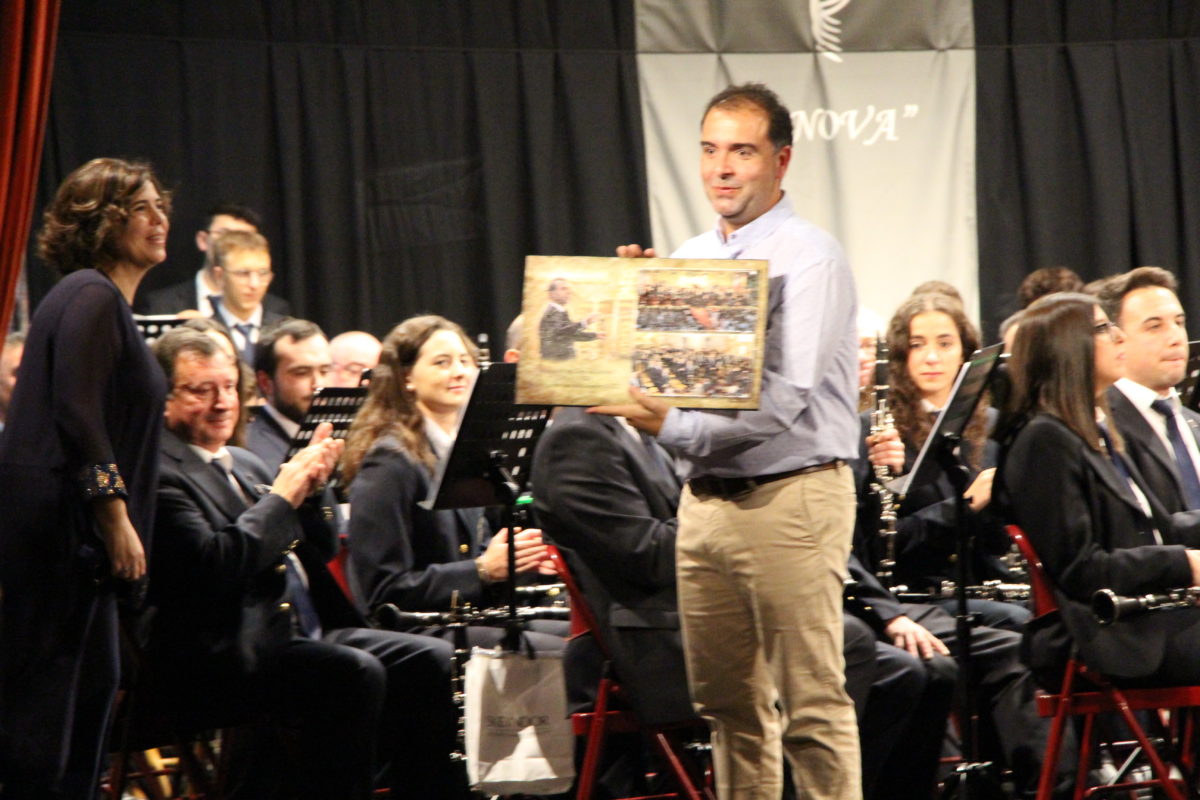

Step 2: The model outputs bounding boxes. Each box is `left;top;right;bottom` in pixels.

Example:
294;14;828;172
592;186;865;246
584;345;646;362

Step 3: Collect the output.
78;463;128;499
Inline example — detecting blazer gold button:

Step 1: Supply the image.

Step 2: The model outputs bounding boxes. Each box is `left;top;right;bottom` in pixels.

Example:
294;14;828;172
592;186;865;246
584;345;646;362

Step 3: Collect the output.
275;563;287;575
279;602;292;612
459;544;469;553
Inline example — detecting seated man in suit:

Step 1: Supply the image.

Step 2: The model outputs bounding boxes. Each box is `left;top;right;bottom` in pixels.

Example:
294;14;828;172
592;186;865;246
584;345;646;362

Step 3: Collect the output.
208;230;285;365
247;318;333;475
136;202;291;318
1097;266;1200;512
531;406;914;799
148;328;465;799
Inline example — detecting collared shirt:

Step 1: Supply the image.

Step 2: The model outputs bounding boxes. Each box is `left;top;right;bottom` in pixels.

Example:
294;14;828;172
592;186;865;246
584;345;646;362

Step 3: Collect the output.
1114;377;1200;478
656;195;860;480
424;416;456;461
193;269;218;317
262;403;301;441
215;301;265;354
190;438;313;587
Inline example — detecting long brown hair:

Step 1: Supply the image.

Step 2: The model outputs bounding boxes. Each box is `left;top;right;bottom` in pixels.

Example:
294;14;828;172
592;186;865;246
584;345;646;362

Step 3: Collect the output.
1006;292;1109;452
886;293;988;465
342;315;478;485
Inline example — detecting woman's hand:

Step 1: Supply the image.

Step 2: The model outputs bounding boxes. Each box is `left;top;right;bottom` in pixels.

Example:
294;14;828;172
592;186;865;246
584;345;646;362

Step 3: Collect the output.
93;496;146;581
965;467;996;512
867;427;905;473
480;528;551;581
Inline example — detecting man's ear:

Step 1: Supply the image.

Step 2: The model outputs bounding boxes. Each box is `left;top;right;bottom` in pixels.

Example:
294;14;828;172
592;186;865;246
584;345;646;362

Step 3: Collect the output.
195;229;209;253
255;369;273;400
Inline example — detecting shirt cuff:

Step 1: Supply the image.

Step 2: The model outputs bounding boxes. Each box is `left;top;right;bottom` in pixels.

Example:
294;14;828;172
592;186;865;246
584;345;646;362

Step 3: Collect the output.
78;463;128;500
656;406;692;449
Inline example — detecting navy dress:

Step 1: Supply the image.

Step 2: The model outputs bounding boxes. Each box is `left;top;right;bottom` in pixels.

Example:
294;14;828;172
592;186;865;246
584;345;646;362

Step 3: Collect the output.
0;269;166;795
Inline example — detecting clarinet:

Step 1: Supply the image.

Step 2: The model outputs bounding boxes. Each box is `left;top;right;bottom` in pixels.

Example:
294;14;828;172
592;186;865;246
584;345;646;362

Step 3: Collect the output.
1092;587;1200;625
895;579;1031;604
870;333;900;587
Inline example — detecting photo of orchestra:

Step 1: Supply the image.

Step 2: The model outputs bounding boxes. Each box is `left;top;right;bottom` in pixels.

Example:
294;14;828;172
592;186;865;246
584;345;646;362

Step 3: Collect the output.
515;255;766;409
5;5;1200;799
632;336;755;399
636;269;759;333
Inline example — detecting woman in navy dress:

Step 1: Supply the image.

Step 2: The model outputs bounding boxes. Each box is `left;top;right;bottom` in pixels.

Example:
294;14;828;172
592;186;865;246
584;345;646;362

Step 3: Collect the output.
0;158;170;796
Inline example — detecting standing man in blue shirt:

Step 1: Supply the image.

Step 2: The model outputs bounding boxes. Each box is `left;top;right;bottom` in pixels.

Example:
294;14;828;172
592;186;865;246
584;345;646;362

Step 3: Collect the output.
595;83;861;799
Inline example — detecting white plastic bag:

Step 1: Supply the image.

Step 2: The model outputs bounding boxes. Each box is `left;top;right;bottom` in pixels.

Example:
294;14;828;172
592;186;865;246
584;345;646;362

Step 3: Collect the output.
464;646;575;794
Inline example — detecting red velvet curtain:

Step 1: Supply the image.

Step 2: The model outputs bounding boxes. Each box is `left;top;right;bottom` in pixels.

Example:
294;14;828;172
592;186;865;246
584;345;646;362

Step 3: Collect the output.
0;0;60;344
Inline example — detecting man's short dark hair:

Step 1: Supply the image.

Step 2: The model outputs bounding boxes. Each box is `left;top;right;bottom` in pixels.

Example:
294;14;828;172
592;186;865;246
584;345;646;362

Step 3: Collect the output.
205;203;262;231
1017;267;1084;309
255;317;326;377
1094;266;1178;325
703;83;793;152
153;327;226;385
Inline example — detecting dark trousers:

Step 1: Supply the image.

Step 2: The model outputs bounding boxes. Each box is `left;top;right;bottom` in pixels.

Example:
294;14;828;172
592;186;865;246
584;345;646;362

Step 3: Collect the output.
1;566;119;799
323;627;466;800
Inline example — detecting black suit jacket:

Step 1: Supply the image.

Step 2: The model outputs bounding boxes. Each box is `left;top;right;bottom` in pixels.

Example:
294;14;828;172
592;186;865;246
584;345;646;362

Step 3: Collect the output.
538;304;596;360
999;413;1200;679
245;407;294;477
1106;385;1200;513
531;408;694;724
347;443;491;614
852;409;1013;592
136;275;291;317
148;430;362;677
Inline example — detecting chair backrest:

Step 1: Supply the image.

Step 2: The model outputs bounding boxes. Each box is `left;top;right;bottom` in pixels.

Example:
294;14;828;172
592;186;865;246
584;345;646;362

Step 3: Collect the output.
326;536;354;603
545;544;612;659
1006;524;1059;617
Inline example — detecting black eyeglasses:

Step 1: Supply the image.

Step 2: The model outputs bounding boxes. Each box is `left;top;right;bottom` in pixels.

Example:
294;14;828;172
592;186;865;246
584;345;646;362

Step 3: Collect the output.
1093;321;1122;341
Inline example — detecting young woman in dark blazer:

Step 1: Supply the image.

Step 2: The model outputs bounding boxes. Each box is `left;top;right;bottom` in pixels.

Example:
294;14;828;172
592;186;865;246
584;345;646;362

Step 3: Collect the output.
857;291;1029;631
999;291;1200;685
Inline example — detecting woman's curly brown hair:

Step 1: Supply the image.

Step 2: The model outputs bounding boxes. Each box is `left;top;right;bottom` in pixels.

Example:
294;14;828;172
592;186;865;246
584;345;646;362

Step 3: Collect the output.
36;157;171;277
886;292;989;467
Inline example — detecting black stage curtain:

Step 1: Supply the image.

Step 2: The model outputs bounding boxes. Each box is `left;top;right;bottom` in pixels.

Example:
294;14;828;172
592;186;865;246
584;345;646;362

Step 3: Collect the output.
31;0;648;345
975;0;1200;340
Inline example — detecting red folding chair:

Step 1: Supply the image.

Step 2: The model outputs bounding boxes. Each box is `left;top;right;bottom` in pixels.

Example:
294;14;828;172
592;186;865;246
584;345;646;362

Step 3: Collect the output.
1007;524;1200;800
545;545;714;800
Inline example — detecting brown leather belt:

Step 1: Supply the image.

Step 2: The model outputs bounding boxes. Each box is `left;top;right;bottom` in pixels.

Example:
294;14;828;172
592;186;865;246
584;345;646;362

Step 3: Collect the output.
687;460;844;499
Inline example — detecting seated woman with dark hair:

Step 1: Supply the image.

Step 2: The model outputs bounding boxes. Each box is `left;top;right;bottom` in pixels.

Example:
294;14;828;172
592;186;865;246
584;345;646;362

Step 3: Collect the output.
342;314;564;649
857;291;1030;631
999;291;1200;686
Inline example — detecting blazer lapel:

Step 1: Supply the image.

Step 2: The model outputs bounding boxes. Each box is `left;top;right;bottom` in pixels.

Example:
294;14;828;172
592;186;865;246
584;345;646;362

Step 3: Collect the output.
1082;444;1149;522
600;416;680;512
164;431;250;520
1109;388;1183;494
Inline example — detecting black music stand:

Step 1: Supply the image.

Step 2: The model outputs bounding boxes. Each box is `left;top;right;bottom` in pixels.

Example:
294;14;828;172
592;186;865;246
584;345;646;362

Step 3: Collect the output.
421;361;553;649
896;343;1006;800
285;386;368;500
133;314;189;346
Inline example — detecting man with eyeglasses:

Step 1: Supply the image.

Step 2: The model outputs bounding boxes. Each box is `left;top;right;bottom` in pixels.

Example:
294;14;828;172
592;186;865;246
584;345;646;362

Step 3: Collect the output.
328;329;382;388
209;230;286;365
1096;267;1200;512
136;203;292;318
147;327;467;800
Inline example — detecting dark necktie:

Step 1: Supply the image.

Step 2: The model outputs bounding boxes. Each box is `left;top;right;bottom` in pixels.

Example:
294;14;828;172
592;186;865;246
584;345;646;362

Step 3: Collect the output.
1150;398;1200;509
233;322;255;364
639;431;681;490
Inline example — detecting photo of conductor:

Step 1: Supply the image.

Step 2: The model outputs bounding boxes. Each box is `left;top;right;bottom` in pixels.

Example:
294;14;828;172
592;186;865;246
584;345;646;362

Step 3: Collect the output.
537;276;603;360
